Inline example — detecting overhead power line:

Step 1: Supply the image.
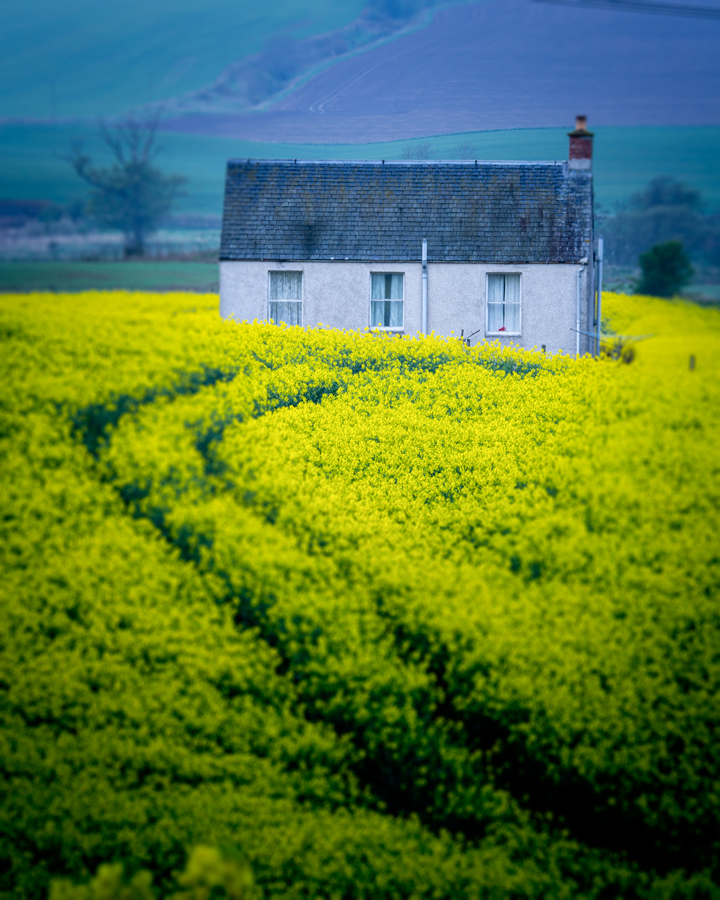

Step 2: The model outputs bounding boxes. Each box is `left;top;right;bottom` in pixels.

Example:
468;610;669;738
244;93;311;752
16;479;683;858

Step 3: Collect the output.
533;0;720;18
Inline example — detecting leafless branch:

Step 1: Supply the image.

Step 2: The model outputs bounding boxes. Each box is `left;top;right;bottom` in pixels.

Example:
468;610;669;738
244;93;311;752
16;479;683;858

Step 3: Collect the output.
452;142;477;159
98;108;164;167
401;141;434;160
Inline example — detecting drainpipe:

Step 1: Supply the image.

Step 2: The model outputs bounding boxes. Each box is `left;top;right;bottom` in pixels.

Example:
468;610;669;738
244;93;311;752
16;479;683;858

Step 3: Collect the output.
576;265;585;356
421;238;428;335
596;235;604;357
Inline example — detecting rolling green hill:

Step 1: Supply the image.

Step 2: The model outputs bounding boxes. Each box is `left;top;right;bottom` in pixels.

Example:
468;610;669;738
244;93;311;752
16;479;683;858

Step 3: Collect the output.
0;0;365;119
1;122;719;218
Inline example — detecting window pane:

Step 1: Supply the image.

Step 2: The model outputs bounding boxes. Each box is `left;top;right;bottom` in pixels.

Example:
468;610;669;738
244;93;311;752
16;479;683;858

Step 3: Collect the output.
389;300;403;328
504;302;521;332
370;300;403;328
488;273;505;304
372;273;403;299
389;274;403;299
270;271;302;301
487;301;504;333
504;273;520;304
270;301;302;326
370;300;386;326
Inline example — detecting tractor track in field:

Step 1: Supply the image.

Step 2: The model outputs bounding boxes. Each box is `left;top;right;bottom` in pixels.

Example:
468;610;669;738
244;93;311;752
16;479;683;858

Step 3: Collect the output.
65;356;711;880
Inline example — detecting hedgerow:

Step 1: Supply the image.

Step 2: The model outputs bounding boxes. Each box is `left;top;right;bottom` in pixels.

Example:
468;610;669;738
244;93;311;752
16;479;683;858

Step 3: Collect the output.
0;291;718;899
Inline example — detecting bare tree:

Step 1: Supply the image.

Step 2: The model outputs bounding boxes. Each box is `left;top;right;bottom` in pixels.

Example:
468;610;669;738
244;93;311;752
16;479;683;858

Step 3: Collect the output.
65;111;186;257
400;141;434;160
452;141;477;159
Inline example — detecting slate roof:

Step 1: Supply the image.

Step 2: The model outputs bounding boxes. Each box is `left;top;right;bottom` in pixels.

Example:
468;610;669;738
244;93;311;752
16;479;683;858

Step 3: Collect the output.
220;160;592;264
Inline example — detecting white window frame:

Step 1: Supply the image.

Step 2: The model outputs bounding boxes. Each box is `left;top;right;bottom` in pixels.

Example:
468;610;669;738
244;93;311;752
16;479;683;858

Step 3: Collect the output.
486;272;522;337
268;270;303;326
369;272;404;332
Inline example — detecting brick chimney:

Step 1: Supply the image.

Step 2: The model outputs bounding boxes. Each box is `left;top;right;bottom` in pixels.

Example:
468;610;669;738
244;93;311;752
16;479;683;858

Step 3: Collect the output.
568;115;593;170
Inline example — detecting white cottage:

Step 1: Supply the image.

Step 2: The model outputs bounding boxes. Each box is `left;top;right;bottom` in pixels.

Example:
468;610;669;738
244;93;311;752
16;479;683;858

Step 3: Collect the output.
220;117;596;355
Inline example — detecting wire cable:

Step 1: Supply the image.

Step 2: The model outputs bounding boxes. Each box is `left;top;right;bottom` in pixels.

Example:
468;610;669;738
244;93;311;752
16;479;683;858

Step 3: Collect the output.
532;0;720;19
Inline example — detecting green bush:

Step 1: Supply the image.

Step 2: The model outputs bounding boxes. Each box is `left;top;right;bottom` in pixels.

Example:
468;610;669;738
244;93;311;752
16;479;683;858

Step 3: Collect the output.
636;240;694;297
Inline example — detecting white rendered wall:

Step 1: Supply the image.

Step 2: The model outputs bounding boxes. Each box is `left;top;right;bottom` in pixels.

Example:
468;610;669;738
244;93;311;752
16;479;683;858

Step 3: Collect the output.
220;260;588;355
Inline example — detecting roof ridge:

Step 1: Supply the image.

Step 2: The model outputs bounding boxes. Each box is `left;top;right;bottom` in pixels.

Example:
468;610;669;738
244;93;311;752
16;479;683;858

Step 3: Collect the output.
227;158;567;167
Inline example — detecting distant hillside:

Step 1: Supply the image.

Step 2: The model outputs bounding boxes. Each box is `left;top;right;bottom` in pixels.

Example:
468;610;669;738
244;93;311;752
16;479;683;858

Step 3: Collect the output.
0;0;458;122
162;0;720;142
4;0;720;140
0;0;370;119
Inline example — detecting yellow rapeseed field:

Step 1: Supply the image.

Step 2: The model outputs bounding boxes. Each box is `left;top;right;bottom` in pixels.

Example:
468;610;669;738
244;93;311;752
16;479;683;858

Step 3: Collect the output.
0;290;718;900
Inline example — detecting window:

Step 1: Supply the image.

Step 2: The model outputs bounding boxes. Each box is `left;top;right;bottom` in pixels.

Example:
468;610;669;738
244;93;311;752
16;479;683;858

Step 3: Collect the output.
370;273;403;330
487;273;521;335
269;271;302;326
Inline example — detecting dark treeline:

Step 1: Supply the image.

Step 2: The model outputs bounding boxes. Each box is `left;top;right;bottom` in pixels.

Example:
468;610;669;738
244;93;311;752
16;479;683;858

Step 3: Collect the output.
599;176;720;268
